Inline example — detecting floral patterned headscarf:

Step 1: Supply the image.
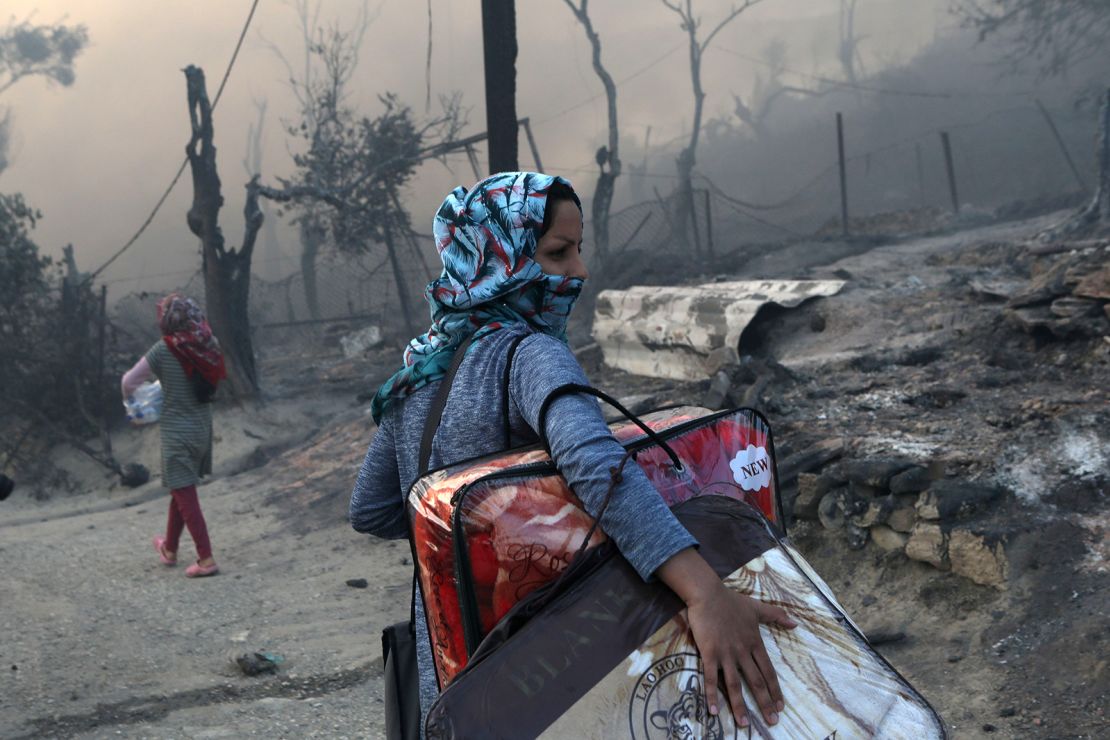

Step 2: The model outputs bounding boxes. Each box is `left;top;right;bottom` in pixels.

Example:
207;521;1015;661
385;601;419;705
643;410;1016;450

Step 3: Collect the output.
157;293;227;388
370;172;584;423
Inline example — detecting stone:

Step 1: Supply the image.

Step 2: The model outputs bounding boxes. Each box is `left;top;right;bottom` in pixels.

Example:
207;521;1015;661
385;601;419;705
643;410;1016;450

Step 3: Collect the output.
851;495;894;528
916;481;1004;521
887;499;918;533
236;652;281;677
906;522;948;569
1049;295;1101;319
345;578;369;589
794;473;833;519
906;388;966;409
703;348;735;376
849;480;884;498
949;527;1009;588
845;524;869;550
820;460;849;485
702;369;732;410
777;439;846;484
836;488;868;518
871;525;909;552
119;463;150;488
818;490;846;531
841;458;915;489
889;465;932;494
1073;264;1110;301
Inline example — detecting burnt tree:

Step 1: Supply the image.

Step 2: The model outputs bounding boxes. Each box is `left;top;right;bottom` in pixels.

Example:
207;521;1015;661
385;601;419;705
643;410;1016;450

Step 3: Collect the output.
183;65;263;397
955;1;1110;236
262;0;373;319
838;0;865;96
1045;88;1110;238
481;0;518;173
661;0;764;255
956;0;1110;77
563;0;620;272
732;39;824;139
242;98;286;281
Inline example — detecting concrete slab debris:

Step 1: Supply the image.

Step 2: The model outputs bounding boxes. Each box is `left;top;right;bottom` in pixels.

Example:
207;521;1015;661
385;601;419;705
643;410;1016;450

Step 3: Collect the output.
592;279;846;381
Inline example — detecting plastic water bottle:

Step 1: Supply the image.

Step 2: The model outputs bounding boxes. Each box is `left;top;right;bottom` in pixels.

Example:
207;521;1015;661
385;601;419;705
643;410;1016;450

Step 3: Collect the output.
124;381;163;425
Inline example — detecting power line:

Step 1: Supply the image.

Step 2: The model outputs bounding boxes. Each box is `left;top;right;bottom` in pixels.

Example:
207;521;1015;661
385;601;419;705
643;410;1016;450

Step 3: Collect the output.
712;194;805;238
714;45;1032;101
532;43;685;127
86;0;262;283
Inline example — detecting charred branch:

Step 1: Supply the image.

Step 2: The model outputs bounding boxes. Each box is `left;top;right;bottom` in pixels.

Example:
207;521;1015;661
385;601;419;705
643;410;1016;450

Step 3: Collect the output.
1041;87;1110;241
661;0;764;255
563;0;622;270
182;64;260;397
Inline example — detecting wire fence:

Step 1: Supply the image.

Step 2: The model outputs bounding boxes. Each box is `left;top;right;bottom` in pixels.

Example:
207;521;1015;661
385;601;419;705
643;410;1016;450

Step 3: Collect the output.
109;246;433;359
102;97;1098;361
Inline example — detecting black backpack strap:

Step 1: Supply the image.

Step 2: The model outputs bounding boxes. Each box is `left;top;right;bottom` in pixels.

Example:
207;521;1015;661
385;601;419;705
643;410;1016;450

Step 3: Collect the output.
500;332;531;450
536;383;685;471
417;333;479;477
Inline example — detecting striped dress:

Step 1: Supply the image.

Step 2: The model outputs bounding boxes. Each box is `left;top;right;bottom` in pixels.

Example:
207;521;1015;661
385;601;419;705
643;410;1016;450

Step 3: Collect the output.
145;341;213;489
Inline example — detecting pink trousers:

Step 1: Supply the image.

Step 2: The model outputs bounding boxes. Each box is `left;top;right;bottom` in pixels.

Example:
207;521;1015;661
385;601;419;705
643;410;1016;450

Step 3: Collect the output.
165;484;212;560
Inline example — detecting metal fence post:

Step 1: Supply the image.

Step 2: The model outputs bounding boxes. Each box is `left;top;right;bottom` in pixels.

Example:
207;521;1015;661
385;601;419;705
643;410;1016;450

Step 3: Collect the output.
703;189;714;258
940;131;960;214
837;112;849;236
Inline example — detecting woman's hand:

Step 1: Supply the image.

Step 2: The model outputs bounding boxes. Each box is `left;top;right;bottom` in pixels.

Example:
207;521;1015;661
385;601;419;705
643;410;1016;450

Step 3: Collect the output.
657;548;797;728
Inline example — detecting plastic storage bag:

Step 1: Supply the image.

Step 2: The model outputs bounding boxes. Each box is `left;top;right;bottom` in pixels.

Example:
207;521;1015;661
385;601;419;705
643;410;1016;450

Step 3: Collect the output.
124;381;163;425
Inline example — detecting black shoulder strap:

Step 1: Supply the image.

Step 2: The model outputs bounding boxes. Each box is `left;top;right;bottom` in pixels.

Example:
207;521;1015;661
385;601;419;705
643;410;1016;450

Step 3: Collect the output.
417;333;479;477
536;383;684;470
501;332;531;450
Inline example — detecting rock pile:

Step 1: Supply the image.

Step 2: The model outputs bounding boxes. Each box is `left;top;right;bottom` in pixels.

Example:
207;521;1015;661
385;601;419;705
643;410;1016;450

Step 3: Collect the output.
1003;242;1110;339
792;457;1012;589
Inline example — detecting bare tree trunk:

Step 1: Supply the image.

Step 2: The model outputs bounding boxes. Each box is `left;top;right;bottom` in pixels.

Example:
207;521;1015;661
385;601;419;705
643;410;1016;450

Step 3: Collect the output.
299;217;324;320
382;220;420;339
1043;87;1110;240
662;0;755;255
481;0;518;173
674;45;704;255
564;0;621;273
838;0;864;97
1085;88;1110;221
183;65;262;398
244;98;284;279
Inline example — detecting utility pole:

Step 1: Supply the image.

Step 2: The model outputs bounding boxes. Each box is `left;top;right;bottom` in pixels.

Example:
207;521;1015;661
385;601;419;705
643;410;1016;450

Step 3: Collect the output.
481;0;519;174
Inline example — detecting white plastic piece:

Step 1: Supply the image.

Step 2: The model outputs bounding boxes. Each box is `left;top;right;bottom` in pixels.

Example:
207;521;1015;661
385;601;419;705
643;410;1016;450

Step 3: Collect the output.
124;381;163;425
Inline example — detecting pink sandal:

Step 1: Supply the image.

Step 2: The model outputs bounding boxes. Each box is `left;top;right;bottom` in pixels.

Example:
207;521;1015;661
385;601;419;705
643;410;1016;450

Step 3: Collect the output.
152;536;176;566
185;560;219;578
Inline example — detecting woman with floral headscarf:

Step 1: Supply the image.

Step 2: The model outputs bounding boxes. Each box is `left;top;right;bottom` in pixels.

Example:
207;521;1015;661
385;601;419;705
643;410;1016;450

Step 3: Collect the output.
350;173;794;735
121;293;226;577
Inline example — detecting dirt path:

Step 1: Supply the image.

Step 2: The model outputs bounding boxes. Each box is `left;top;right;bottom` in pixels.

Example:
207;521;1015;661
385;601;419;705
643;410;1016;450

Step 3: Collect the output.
1;373;408;738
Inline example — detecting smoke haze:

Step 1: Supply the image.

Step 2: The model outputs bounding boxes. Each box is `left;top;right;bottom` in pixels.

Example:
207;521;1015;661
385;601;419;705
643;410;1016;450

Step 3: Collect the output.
2;0;1097;299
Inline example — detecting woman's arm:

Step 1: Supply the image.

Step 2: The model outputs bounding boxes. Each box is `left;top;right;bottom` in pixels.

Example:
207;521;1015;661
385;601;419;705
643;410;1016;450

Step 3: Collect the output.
656;547;796;728
349;414;407;539
121;356;154;399
511;334;794;728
